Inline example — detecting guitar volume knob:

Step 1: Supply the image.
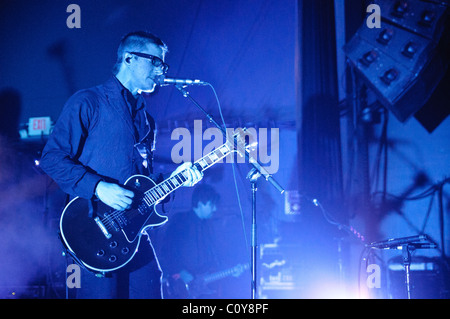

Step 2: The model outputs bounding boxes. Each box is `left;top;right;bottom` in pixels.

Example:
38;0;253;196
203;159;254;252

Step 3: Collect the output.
109;241;118;248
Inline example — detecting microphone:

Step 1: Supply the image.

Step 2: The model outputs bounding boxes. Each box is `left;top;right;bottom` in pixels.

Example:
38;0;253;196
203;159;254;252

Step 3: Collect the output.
156;75;208;86
367;235;430;249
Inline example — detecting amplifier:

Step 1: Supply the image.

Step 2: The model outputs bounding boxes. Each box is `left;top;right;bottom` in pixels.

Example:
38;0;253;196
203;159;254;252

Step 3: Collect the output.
387;256;450;299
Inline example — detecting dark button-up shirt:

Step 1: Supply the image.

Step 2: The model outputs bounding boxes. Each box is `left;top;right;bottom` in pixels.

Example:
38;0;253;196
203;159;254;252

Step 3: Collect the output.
40;76;156;200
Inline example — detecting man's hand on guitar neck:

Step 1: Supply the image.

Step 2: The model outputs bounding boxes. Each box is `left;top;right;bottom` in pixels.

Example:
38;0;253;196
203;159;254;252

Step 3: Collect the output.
170;162;203;187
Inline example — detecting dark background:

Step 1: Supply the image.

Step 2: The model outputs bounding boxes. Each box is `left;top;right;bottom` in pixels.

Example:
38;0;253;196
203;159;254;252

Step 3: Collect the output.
0;0;448;299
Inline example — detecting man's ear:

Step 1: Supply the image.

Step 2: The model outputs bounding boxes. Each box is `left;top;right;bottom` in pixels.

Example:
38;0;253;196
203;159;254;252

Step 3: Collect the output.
124;53;133;64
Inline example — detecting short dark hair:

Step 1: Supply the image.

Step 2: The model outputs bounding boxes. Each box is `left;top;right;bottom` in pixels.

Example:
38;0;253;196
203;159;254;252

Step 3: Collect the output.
112;31;168;74
191;184;220;208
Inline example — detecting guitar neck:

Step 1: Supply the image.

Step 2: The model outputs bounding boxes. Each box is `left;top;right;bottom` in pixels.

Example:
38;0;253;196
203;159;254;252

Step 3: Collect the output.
143;142;233;205
201;264;248;284
202;268;236;284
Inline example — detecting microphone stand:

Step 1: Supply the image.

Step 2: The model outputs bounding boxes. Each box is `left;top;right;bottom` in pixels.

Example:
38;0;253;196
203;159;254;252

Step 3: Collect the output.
174;84;285;299
247;168;261;299
368;235;437;299
400;243;437;299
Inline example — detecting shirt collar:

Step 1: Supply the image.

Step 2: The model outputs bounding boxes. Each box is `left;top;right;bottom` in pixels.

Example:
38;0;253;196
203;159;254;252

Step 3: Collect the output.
112;75;146;111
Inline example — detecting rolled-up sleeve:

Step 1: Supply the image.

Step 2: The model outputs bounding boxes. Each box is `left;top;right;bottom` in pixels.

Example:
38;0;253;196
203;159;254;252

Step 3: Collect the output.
40;90;102;199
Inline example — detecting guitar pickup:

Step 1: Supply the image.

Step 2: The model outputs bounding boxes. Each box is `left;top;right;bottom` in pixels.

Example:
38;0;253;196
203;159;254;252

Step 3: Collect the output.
94;217;112;239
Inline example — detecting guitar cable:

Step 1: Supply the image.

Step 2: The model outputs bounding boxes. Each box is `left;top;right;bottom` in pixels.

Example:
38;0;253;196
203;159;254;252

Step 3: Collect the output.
207;83;249;253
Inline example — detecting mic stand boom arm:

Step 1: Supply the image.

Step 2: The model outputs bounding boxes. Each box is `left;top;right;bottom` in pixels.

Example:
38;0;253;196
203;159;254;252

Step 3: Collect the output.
174;85;285;194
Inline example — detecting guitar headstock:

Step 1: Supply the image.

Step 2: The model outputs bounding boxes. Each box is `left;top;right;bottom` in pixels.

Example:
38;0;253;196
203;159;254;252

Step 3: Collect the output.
226;128;258;157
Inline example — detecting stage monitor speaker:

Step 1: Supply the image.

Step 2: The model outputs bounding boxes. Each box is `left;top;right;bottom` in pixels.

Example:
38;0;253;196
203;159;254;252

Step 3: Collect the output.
344;0;449;126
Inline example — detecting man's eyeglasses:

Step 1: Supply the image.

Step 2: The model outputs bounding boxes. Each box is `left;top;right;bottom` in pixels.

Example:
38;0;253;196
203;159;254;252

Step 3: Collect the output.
128;52;169;73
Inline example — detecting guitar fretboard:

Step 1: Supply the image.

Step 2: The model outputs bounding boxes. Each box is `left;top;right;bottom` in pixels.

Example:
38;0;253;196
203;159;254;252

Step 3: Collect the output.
202;264;249;284
142;143;233;207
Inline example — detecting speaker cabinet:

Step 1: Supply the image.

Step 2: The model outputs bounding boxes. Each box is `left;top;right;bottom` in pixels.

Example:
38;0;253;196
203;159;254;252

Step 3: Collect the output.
344;0;449;124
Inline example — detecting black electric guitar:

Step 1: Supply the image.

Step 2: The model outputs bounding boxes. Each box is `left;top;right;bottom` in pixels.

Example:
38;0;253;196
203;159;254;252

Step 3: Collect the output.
59;129;252;274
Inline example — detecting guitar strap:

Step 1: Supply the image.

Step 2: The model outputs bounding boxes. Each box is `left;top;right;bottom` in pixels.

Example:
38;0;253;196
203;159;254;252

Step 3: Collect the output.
88;198;98;218
64;193;98;219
